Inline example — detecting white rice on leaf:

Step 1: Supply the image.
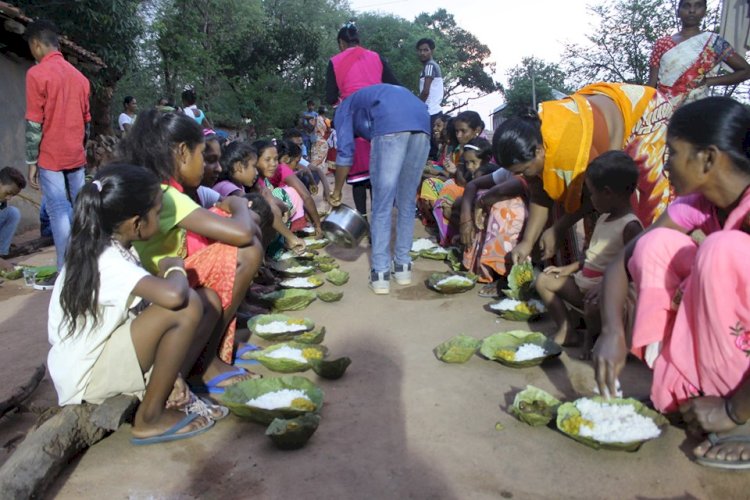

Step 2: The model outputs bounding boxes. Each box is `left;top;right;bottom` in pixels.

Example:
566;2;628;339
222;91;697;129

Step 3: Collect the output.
489;298;545;313
255;321;310;334
264;345;307;363
514;343;547;361
436;276;473;287
575;398;661;443
411;238;438;252
245;389;311;410
285;266;314;274
281;277;317;288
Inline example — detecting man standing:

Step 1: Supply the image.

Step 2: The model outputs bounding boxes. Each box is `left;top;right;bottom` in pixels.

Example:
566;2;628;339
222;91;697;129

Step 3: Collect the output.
25;20;91;279
416;38;444;160
328;84;430;295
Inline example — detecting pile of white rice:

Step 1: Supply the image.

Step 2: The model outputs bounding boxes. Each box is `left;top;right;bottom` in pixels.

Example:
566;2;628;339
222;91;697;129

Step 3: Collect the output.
264;345;307;363
426;247;448;255
255;321;309;334
489;298;546;312
281;277;317;288
277;250;299;260
304;238;328;245
436;276;473;287
514;343;547;361
285;265;313;274
575;398;661;443
246;389;311;409
411;238;437;252
301;227;315;234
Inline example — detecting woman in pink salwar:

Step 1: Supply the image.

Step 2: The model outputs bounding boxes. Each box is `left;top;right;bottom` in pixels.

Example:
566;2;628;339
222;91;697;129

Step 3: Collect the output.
647;0;750;109
594;97;750;469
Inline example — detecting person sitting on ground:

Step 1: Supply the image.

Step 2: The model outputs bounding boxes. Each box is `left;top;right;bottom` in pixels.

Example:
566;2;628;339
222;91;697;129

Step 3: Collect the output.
0;167;27;271
594;97;750;469
328;84;431;295
275;140;325;236
47;165;224;445
118;96;137;135
283;128;331;203
535;151;642;354
117;110;263;395
433;136;499;246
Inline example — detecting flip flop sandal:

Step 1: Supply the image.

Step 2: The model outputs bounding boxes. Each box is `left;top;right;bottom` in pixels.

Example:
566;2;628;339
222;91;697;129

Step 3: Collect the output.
695;433;750;470
131;413;214;446
477;282;500;299
192;367;261;395
234;343;261;366
182;391;230;420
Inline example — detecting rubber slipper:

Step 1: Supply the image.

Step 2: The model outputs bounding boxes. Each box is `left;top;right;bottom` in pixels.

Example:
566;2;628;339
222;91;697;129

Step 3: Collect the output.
234;343;261;366
695;432;750;470
477;282;500;299
131;413;214;446
183;392;230;420
192;367;257;395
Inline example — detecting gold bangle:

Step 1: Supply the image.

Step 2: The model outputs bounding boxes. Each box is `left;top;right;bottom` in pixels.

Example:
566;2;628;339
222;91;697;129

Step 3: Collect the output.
164;266;188;278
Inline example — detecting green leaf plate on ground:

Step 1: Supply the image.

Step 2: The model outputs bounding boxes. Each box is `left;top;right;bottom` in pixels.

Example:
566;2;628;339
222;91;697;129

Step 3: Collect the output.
420;246;450;260
485;298;546;321
479;331;562;368
259;289;317;312
266;413;321;450
325;269;349;286
295;327;326;344
221;375;324;424
247;314;314;341
309;357;352;379
303;237;330;250
511;385;561;426
556;397;668;451
247;342;328;373
433;335;482;363
426;272;477;294
317;290;344;302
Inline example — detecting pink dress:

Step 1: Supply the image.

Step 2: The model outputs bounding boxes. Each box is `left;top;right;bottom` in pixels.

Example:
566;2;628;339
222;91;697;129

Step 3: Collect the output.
269;164;305;229
627;189;750;412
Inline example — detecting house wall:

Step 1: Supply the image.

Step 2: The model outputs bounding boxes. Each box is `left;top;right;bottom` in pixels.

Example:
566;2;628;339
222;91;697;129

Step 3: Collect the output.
0;53;39;233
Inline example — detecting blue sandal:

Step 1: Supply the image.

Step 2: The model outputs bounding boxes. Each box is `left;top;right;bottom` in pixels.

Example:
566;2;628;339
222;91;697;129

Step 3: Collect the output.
192;367;258;395
233;343;261;366
131;413;214;445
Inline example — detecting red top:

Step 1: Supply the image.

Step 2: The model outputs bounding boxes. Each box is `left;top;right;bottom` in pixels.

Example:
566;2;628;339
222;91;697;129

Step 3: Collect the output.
25;51;91;171
269;163;295;187
331;47;383;100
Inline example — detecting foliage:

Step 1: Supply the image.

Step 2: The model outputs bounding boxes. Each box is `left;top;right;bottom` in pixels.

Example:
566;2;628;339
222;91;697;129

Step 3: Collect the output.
502;57;572;117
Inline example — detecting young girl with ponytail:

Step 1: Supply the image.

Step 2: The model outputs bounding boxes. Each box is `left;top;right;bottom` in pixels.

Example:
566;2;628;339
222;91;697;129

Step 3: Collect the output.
48;165;221;444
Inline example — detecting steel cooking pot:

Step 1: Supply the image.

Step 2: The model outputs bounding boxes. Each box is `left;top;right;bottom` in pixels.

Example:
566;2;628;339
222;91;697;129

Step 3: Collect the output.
321;204;369;248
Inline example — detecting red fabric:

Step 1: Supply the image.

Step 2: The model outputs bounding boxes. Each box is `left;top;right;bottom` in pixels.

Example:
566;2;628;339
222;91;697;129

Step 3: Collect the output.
331;47;383;100
25;51;90;171
581;267;604;279
649;36;676;67
269;164;295;187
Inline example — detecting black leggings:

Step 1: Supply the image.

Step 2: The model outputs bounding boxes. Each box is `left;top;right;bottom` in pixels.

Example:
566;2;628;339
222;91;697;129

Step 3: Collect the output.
350;179;371;216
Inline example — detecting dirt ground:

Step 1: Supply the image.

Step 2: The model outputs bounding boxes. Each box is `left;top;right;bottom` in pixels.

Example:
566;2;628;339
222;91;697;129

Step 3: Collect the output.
0;215;747;499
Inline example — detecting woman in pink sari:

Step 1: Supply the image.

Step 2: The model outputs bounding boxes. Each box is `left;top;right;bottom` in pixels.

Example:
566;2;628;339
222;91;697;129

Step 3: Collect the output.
648;0;750;109
594;97;750;469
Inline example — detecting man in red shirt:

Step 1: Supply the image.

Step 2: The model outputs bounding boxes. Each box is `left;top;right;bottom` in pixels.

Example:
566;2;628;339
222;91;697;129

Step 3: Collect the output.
25;20;90;278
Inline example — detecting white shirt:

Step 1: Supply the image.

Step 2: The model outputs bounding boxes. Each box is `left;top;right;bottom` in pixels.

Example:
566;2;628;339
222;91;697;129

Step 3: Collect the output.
47;246;150;405
419;59;444;116
118;113;133;131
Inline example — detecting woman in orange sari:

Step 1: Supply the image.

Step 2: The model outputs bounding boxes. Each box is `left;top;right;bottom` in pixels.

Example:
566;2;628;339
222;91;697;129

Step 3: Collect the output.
495;83;673;266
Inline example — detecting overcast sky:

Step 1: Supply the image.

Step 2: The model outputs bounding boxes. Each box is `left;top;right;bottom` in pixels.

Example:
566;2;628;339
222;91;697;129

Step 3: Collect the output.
347;0;598;127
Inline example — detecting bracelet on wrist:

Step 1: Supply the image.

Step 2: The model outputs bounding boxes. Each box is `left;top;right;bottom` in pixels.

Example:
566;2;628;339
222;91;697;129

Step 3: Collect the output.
164;266;188;278
725;398;747;425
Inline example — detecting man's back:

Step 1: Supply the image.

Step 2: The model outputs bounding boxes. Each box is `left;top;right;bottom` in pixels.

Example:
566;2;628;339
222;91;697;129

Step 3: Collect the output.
26;51;90;170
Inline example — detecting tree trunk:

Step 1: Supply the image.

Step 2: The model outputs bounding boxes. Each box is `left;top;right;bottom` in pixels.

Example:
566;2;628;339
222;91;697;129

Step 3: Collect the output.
91;84;115;137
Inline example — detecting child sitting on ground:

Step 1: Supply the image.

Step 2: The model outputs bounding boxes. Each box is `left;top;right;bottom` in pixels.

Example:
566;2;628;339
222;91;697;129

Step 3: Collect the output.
48;165;224;445
276;139;324;236
0;167;26;271
535;151;643;357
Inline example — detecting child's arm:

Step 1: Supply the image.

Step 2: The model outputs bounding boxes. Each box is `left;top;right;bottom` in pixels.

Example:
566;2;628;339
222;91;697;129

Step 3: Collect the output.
179;196;257;247
132;257;190;310
542;262;580;278
309;166;331;198
622;220;643;245
283;174;323;233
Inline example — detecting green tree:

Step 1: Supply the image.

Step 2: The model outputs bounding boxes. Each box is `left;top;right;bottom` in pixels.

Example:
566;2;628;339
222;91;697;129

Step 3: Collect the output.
16;0;144;135
502;57;571;117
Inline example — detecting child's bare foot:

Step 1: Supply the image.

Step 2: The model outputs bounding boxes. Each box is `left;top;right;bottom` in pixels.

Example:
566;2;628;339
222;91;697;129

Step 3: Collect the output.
131;409;212;440
552;327;582;347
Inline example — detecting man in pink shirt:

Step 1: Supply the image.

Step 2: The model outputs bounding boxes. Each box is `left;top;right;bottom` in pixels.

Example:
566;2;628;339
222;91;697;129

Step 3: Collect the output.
25;20;91;277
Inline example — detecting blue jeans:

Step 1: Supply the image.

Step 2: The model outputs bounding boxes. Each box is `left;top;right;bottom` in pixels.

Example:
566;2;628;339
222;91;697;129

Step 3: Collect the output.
369;132;430;273
0;205;20;256
39;167;85;269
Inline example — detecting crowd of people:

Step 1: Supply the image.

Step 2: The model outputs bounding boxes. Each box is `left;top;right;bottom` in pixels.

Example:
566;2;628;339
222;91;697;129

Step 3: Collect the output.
1;0;748;465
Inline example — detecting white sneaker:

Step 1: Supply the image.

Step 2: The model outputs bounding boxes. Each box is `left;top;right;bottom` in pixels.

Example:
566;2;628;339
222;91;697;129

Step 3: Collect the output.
392;261;412;285
369;270;390;295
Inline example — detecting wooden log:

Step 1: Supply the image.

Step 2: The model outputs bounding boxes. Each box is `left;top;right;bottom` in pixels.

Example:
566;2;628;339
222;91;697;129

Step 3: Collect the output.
0;364;46;419
0;395;138;499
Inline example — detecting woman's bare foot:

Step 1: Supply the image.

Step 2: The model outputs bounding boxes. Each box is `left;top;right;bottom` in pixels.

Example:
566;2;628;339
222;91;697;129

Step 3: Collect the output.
203;360;260;389
131;408;212;439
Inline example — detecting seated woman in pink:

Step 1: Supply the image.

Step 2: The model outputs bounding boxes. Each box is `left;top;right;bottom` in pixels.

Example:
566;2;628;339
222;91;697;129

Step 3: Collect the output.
594;97;750;469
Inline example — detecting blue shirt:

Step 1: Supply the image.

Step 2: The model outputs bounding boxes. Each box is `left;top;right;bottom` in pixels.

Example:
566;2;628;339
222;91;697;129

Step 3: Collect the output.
334;84;431;167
